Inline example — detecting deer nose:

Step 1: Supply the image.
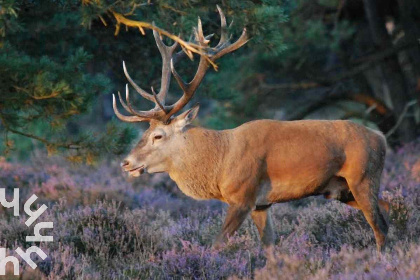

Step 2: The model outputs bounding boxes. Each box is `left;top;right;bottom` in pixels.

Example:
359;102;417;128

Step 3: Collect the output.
121;160;130;168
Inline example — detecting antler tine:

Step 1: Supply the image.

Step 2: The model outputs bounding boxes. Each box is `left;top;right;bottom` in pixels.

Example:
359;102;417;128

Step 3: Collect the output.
170;59;188;93
125;83;169;120
114;84;169;122
152;28;179;104
195;17;210;46
116;84;150;117
124;83;145;117
117;90;133;114
212;27;248;60
112;94;147;122
216;5;228;47
123;61;155;103
151;86;168;113
153;27;179;53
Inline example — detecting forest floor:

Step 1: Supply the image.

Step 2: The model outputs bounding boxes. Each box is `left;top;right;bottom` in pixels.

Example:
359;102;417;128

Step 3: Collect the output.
0;140;419;279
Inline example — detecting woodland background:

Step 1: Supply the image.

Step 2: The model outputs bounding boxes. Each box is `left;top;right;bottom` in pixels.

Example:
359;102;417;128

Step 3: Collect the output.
0;0;420;279
1;0;420;160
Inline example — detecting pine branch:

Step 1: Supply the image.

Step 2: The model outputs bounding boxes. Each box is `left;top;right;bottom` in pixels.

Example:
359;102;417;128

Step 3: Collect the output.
109;10;218;69
111;11;198;57
0;112;82;150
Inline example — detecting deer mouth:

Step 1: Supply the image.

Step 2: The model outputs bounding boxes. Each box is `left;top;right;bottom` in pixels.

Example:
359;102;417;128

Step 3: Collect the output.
128;165;145;177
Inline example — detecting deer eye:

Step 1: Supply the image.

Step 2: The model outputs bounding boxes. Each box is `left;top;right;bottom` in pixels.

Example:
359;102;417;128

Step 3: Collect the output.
154;135;163;140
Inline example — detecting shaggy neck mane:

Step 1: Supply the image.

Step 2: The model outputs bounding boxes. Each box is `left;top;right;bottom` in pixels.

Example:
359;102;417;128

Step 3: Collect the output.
167;126;229;199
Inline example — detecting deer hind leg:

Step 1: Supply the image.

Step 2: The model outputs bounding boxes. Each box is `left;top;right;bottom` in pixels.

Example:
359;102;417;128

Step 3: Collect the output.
324;177;390;215
338;191;390;216
346;177;389;252
251;206;274;248
214;205;251;248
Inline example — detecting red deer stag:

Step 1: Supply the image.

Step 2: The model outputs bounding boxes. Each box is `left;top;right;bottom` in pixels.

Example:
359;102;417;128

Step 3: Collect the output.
112;7;389;252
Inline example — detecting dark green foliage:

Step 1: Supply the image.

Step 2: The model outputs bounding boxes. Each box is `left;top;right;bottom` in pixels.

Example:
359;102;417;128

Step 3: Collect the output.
0;0;291;159
1;0;418;160
0;0;136;161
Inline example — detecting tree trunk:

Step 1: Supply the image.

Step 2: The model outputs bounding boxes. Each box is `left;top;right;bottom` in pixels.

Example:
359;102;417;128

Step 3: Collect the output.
397;0;420;98
363;0;416;143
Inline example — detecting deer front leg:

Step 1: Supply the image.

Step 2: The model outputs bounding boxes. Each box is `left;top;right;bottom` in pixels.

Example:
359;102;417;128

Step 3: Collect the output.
214;205;251;248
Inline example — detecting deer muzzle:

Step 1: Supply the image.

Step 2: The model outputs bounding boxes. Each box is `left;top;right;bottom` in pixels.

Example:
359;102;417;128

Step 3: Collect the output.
121;160;145;177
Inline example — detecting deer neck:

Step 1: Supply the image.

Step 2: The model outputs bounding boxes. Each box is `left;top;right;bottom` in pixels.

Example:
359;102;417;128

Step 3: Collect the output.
167;126;229;200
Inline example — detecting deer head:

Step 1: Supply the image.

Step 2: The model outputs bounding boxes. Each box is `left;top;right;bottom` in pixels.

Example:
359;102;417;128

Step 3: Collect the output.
113;6;247;177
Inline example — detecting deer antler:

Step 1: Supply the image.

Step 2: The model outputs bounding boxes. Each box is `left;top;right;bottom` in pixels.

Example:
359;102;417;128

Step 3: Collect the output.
166;6;248;122
124;27;178;107
113;6;248;124
113;28;178;122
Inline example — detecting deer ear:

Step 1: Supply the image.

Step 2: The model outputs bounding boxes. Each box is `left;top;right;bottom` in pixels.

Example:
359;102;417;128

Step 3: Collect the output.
174;104;200;130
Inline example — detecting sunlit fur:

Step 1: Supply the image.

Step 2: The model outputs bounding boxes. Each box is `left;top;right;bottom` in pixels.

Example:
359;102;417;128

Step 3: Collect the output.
122;106;389;252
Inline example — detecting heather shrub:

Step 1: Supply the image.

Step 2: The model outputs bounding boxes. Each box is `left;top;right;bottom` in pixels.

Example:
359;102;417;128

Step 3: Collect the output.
253;244;420;280
0;139;419;279
272;199;374;252
161;240;248;279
